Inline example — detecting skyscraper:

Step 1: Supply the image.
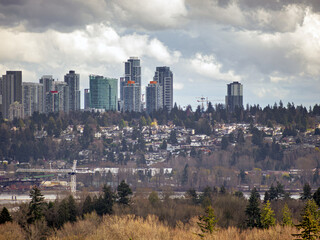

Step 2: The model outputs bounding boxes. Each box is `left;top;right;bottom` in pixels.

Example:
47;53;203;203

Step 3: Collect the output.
146;81;163;114
53;81;69;113
125;57;141;85
153;67;173;112
39;75;54;113
225;81;243;112
2;71;22;119
123;57;141;112
89;75;118;111
84;89;90;110
0;77;2;117
123;81;140;112
22;82;44;117
64;70;80;111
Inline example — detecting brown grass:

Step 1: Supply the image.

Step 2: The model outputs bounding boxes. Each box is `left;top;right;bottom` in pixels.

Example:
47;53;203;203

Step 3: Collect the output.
0;222;25;240
48;214;299;240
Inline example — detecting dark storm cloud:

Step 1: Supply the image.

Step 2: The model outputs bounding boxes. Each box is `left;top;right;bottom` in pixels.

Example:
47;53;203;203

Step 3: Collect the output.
0;0;108;31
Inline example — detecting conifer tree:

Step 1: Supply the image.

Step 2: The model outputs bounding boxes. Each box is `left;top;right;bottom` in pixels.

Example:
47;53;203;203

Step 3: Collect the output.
261;200;275;229
0;207;12;224
27;185;45;224
197;206;218;238
293;199;320;240
282;203;293;226
117;180;132;205
245;188;261;228
67;195;77;223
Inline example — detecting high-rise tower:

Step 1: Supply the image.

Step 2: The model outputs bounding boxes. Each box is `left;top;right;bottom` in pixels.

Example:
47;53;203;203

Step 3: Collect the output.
22;82;43;117
2;71;22;119
64;70;80;111
146;81;163;114
225;81;243;112
90;75;118;111
153;67;173;112
122;57;141;112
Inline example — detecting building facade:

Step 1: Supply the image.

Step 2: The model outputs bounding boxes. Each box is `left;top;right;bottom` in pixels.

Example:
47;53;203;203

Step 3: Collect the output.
39;75;54;113
122;57;141;112
84;89;90;110
153;67;173;112
146;81;163;114
64;70;80;111
22;82;44;117
89;75;118;111
225;81;243;112
123;81;140;112
53;81;69;113
2;71;22;119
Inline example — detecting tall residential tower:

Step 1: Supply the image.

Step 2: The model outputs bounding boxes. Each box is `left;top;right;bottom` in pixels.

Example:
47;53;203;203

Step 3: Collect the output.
122;57;141;112
153;66;173;112
2;71;22;119
64;70;80;111
225;81;243;112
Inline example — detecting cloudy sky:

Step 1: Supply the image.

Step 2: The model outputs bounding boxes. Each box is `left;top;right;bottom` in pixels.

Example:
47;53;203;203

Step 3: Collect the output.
1;0;320;109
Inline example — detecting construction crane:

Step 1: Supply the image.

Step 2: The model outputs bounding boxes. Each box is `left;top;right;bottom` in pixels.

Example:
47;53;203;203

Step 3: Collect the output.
16;160;78;195
196;96;213;112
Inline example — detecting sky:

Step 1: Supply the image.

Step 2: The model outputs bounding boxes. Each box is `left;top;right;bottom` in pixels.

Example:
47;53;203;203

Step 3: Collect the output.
0;0;320;109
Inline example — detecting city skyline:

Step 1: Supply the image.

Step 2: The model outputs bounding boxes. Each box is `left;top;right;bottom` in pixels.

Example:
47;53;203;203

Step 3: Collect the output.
0;1;320;108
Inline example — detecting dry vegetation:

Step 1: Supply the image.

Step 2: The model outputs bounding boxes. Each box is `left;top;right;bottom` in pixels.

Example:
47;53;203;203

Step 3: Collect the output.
0;212;299;240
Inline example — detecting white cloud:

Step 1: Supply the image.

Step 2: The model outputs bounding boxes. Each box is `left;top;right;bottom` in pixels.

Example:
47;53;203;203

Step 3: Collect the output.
190;53;241;82
110;0;188;30
173;82;184;90
0;23;180;69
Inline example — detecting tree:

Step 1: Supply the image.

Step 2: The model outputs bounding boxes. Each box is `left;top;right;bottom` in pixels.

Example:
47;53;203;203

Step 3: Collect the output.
282;203;293;226
313;187;320;207
27;185;45;224
117;180;132;205
0;207;12;224
160;140;167;150
82;195;93;215
169;130;178;144
186;188;199;205
197;206;218;238
293;200;320;240
148;191;160;207
301;183;313;200
245;188;261;228
67;195;77;223
94;185;115;216
261;200;275;229
221;135;229;150
181;164;189;186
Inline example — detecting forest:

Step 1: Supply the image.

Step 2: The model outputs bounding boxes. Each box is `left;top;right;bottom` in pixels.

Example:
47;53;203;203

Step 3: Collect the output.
1;181;320;239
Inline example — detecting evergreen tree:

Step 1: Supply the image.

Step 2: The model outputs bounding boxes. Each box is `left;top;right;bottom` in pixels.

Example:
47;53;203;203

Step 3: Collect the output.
281;203;293;226
94;185;115;215
293;200;320;240
261;200;275;229
181;164;189;186
221;135;229;150
197;206;218;238
117;180;132;205
0;207;12;224
82;195;93;215
27;185;45;224
245;188;261;228
313;187;320;207
301;183;313;200
186;188;199;205
67;195;77;223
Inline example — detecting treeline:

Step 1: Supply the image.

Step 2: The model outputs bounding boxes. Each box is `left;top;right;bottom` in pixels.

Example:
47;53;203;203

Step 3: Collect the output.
3;182;320;239
0;102;319;168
